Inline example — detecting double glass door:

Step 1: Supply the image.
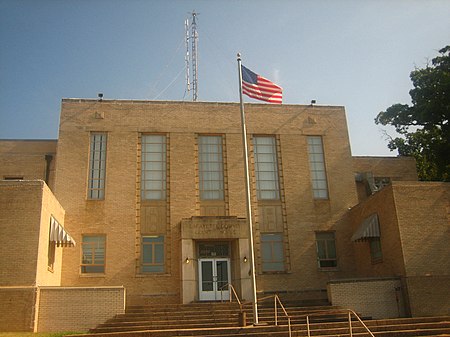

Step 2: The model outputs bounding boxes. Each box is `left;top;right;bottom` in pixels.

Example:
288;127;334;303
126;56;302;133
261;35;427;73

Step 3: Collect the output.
198;258;230;301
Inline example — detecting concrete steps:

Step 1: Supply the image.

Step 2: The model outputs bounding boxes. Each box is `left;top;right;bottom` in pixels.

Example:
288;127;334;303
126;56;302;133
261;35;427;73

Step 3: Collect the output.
78;300;450;337
90;302;348;333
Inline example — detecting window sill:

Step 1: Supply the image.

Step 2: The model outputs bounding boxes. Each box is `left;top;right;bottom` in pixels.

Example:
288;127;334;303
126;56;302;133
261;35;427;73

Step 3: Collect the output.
80;273;106;278
135;273;172;278
318;267;339;272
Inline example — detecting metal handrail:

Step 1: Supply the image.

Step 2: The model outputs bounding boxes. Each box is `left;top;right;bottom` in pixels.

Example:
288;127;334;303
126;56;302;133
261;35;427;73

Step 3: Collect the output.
305;308;375;337
258;294;292;337
219;283;243;312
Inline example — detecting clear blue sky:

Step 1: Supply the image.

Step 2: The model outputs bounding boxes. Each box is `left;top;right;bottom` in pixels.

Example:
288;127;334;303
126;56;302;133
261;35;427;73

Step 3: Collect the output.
1;0;449;156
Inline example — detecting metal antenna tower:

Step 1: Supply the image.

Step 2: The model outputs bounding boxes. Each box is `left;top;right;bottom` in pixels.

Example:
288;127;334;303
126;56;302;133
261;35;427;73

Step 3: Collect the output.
184;18;190;94
191;11;199;101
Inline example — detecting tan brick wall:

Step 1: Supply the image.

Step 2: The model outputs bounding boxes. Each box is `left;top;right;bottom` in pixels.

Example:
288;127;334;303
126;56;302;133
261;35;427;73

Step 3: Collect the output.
352;156;418;181
0;181;43;285
346;181;450;317
36;286;125;332
347;185;407;278
53;100;358;302
36;182;65;286
393;182;449;276
0;287;36;331
405;275;450;317
0;180;65;287
392;182;450;316
327;278;404;319
0;140;57;190
353;156;418;202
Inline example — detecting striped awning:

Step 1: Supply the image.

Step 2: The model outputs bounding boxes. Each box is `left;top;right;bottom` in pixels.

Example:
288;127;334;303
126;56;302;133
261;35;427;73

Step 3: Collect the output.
50;217;76;247
351;213;380;242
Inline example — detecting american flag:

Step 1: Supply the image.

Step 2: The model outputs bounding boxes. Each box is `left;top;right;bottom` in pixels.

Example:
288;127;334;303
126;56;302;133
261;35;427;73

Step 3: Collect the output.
241;65;283;104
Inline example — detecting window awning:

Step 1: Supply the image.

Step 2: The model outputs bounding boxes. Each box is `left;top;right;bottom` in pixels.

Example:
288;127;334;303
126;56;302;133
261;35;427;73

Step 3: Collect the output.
351;213;380;242
50;217;76;247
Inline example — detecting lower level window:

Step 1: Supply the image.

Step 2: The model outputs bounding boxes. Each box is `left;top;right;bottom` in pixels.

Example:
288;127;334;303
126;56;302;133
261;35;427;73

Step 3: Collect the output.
261;233;284;272
315;232;337;268
81;235;105;273
48;241;56;271
370;237;382;263
142;236;165;273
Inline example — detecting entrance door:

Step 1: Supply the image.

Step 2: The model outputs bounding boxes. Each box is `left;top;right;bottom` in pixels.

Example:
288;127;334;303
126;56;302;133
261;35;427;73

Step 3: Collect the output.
198;258;230;301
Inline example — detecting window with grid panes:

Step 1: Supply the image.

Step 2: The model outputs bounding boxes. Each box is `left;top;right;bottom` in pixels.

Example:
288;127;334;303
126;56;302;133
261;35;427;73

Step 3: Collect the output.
141;135;166;200
315;232;337;268
81;235;105;273
253;136;280;200
141;236;165;273
307;136;329;199
198;135;224;200
261;233;284;272
88;133;107;199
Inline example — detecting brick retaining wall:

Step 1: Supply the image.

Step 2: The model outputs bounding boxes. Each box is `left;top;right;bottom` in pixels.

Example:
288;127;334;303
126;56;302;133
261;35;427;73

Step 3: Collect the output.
327;278;405;319
36;286;125;332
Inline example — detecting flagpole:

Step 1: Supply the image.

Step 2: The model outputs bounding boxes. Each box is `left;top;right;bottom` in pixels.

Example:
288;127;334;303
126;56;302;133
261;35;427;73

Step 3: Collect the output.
237;53;259;325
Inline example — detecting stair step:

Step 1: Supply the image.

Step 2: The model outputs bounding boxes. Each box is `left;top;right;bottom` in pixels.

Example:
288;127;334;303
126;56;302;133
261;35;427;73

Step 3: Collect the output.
80;299;450;337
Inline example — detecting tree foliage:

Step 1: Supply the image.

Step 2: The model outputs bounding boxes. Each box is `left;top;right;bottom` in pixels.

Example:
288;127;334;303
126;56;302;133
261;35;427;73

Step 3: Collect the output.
375;45;450;181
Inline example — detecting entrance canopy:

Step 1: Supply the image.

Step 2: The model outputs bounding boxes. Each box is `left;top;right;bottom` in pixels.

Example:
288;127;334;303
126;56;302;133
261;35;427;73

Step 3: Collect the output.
351;213;380;242
50;217;76;247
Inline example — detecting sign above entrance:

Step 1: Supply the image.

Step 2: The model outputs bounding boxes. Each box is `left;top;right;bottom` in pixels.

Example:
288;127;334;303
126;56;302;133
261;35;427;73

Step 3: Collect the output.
181;216;248;240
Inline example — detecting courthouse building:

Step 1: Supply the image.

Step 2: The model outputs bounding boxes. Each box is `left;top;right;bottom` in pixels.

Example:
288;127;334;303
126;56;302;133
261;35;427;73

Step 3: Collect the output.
0;99;448;331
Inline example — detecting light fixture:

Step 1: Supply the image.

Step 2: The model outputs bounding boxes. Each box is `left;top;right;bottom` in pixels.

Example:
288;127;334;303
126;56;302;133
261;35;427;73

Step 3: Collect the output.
185;257;190;264
243;256;248;263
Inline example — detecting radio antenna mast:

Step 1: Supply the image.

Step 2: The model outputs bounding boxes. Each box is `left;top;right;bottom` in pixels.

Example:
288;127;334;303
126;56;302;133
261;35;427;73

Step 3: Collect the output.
185;18;190;95
191;11;198;101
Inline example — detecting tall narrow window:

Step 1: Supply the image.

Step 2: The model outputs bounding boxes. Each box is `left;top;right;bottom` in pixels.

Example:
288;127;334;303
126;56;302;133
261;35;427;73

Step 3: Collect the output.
307;136;328;199
81;235;106;273
253;136;280;200
370;238;382;263
141;236;165;273
88;133;107;199
141;135;166;200
48;240;56;271
198;135;224;200
315;232;337;268
261;233;284;272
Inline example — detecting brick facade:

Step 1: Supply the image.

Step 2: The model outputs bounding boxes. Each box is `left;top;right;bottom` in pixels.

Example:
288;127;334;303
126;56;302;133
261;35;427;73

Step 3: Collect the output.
0;180;64;287
0;140;57;189
344;181;450;317
54;100;359;304
0;99;449;331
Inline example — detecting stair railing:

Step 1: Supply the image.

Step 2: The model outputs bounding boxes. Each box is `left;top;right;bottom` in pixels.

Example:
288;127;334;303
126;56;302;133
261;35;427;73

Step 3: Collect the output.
220;283;243;312
305;308;375;337
347;309;375;337
258;294;292;337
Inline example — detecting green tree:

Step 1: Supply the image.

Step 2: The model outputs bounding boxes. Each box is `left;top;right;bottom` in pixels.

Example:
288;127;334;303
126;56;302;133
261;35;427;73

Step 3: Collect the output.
375;45;450;181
